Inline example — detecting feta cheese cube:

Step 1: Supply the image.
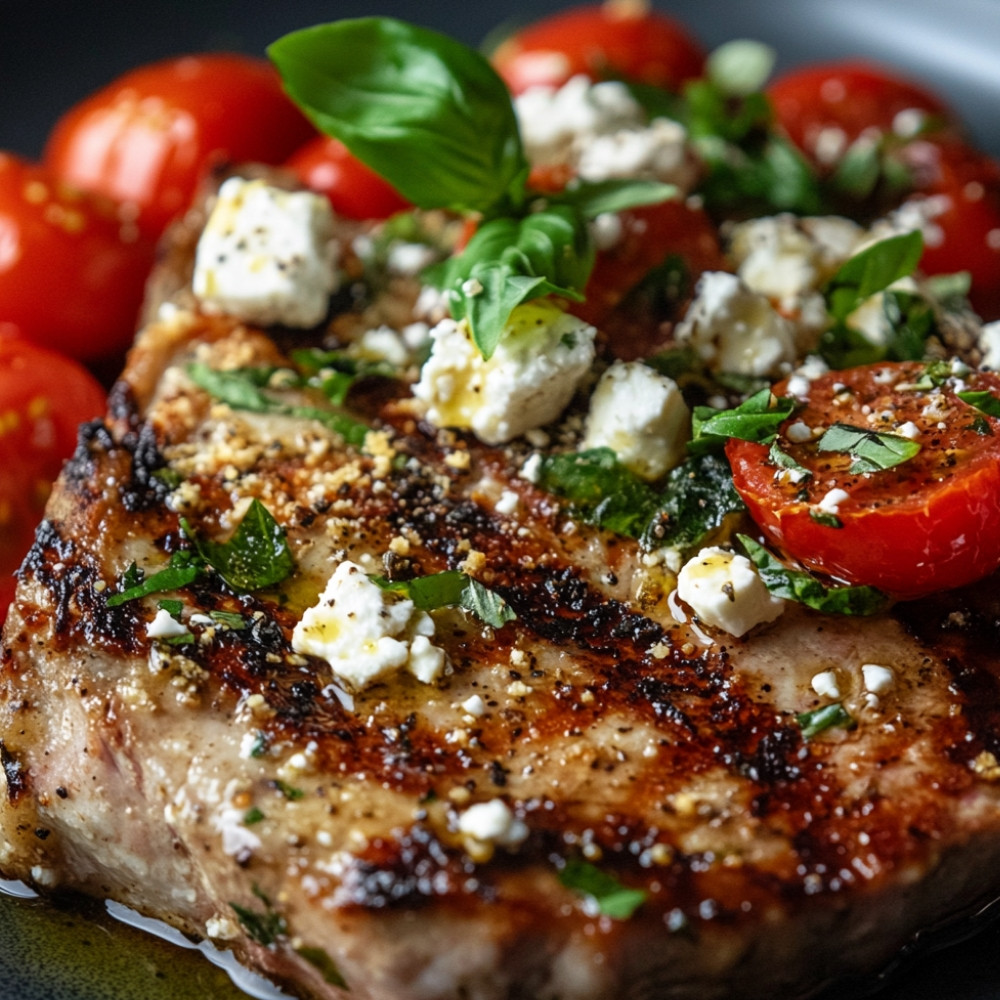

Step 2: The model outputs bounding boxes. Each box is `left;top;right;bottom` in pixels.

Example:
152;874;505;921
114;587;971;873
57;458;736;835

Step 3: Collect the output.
581;360;690;481
413;302;596;445
674;271;797;377
193;177;339;328
457;799;529;848
146;608;189;640
676;546;785;637
291;561;447;691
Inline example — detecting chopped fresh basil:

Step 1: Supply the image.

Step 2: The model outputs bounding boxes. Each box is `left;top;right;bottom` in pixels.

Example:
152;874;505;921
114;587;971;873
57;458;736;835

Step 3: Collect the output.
537;447;660;539
558;858;648;920
106;551;202;608
157;598;184;617
809;510;843;529
243;807;265;826
296;946;350;989
768;442;812;482
273;779;305;801
429;207;592;359
183;499;294;595
164;631;196;646
290;347;397;405
209;610;249;630
816;423;921;474
910;358;955;391
738;535;889;616
187;362;369;447
553;177;678;219
689;389;796;455
797;702;856;740
230;886;286;948
641;453;746;552
958;389;1000;418
376;570;515;628
248;732;268;759
967;415;994;436
824;231;924;323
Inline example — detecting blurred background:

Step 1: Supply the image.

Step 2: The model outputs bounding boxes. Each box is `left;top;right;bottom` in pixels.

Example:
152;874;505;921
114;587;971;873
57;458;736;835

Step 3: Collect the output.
3;0;1000;158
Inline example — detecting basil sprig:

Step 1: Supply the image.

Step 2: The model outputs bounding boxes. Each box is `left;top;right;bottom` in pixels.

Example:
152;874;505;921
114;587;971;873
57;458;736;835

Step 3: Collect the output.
269;17;676;359
375;570;515;628
738;535;888;616
107;499;295;605
958;389;1000;419
819;231;928;368
816;423;921;474
689;389;797;455
558;858;648;920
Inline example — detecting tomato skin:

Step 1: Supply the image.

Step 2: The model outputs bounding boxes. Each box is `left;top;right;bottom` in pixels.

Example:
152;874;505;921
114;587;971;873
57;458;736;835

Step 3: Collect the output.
0;154;156;362
285;136;411;221
726;362;1000;599
767;61;958;166
492;2;706;95
0;337;106;622
44;53;316;238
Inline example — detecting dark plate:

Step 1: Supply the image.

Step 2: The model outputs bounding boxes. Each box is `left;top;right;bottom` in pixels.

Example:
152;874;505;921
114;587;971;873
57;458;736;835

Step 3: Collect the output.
3;1;1000;998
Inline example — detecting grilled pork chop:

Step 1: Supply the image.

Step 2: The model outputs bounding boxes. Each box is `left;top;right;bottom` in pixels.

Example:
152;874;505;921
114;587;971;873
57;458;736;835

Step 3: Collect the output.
4;169;1000;1000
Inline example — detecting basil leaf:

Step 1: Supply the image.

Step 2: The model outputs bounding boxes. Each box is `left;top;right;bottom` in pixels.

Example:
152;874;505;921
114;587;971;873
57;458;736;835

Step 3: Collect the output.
157;598;184;617
797;702;855;740
243;807;266;826
537;448;660;538
290;348;397;405
768;442;812;482
738;535;889;616
809;510;843;529
552;178;677;218
642;452;746;552
185;499;294;594
958;389;1000;418
376;570;516;627
559;859;647;920
823;231;924;323
268;18;528;214
434;207;593;358
296;946;350;990
230;886;286;948
106;550;202;607
816;423;921;474
689;389;796;454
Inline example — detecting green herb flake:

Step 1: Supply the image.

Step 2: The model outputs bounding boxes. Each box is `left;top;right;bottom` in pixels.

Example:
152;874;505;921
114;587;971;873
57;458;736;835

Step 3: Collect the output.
105;550;202;608
209;610;249;629
689;389;796;454
230;886;286;948
157;598;184;617
248;732;268;759
273;780;305;801
738;535;889;616
768;442;812;482
558;858;648;920
958;389;1000;419
243;807;266;826
797;702;856;740
296;946;350;989
183;499;294;594
809;510;843;529
376;570;515;628
816;423;921;474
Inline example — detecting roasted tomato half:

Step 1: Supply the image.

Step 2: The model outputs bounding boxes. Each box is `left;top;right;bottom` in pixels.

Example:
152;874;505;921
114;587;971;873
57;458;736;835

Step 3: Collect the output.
726;361;1000;598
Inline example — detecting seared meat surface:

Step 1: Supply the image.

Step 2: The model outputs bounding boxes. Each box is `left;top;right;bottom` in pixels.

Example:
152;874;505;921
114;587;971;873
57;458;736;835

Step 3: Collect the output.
3;290;1000;999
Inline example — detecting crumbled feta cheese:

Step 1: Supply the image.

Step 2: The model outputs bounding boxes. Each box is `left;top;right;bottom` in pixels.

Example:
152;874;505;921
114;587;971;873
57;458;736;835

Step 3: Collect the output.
520;452;543;483
351;325;411;367
980;321;1000;370
676;546;785;637
862;663;895;695
291;561;448;691
575;117;695;187
146;608;188;640
192;177;338;328
580;360;690;481
674;271;797;376
811;670;842;700
817;488;850;515
413;303;596;445
495;490;520;516
896;420;921;439
786;420;814;443
461;694;487;718
457;799;529;848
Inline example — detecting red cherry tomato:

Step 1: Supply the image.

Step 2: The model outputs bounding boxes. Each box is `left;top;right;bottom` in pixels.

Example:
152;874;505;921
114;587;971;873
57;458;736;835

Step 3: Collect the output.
284;136;411;221
767;61;958;167
901;140;1000;321
44;53;316;238
492;1;706;95
0;337;107;622
571;199;727;357
0;153;155;363
726;362;1000;599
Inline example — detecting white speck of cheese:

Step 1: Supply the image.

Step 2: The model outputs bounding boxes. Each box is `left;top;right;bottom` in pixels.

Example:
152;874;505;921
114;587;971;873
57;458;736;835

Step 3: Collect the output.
146;608;189;640
457;799;529;848
811;670;841;700
862;663;895;695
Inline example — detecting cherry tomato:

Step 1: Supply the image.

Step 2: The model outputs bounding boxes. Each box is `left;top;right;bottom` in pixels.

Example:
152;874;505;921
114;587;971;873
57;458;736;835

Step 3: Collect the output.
44;53;316;238
0;337;107;622
0;153;156;363
571;199;727;357
726;361;1000;599
900;140;1000;321
767;61;958;167
492;1;706;95
284;136;411;221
